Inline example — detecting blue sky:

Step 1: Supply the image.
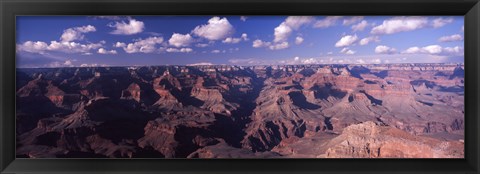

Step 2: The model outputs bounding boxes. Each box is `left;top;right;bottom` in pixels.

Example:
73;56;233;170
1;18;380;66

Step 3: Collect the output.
16;16;464;68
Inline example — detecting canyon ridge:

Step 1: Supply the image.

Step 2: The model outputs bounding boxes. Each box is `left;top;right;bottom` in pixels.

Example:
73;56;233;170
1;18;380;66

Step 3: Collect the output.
16;63;464;158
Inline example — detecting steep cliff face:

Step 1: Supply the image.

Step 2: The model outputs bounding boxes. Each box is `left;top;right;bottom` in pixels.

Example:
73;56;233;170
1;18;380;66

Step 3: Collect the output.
323;121;463;158
16;64;464;158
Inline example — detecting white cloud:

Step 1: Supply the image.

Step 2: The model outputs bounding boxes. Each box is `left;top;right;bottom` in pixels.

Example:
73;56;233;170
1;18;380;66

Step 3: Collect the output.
371;16;428;35
302;58;318;64
443;46;463;55
313;16;342;28
241;33;249;41
461;26;464;32
402;45;463;56
18;40;103;54
211;50;222;53
97;48;117;54
340;47;356;55
252;39;289;50
268;42;289;50
359;36;380;45
335;34;358;47
419;45;442;54
110;19;145;35
284;16;315;30
351;20;369;32
192;17;234;40
240;16;248;22
432;17;454;28
375;45;397;54
60;25;96;42
166;47;193;53
80;63;106;67
187;62;214;66
223;37;242;44
168;33;194;47
48;60;75;68
273;16;314;43
438;34;463;42
274;22;293;43
343;16;364;25
63;60;74;67
295;36;304;45
252;39;271;48
17;41;49;53
114;42;126;48
223;33;248;44
195;43;210;47
118;37;164;53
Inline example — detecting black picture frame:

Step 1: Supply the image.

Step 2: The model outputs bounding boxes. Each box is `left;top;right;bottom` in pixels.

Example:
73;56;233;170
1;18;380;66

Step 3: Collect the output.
1;0;479;173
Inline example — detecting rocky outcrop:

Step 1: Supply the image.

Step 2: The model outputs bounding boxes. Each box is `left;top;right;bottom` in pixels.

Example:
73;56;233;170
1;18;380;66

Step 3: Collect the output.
324;122;463;158
16;64;464;158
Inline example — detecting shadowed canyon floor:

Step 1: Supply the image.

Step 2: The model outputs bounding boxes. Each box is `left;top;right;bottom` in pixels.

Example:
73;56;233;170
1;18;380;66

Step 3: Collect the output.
16;64;464;158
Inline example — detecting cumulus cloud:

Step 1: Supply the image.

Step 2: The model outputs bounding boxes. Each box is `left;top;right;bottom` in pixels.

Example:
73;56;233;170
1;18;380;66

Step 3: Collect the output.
351;20;369;32
97;48;117;54
313;16;342;28
340;47;356;55
273;16;314;43
359;36;380;45
222;33;248;44
114;42;126;48
192;17;234;40
211;50;221;53
252;39;289;50
335;34;358;47
117;37;164;53
371;16;429;35
273;22;293;43
375;45;397;54
17;40;103;54
109;19;145;35
402;45;463;56
168;33;194;47
166;47;193;53
432;17;454;28
343;16;364;26
269;42;289;50
60;25;96;42
222;37;242;44
252;39;271;48
438;34;463;42
295;36;304;45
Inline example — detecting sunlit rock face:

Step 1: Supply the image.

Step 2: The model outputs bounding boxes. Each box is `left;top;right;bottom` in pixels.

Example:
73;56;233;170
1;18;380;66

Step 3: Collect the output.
16;64;464;158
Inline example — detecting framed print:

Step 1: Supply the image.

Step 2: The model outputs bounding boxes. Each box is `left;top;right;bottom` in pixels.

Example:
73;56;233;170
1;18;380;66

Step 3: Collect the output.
1;0;479;173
